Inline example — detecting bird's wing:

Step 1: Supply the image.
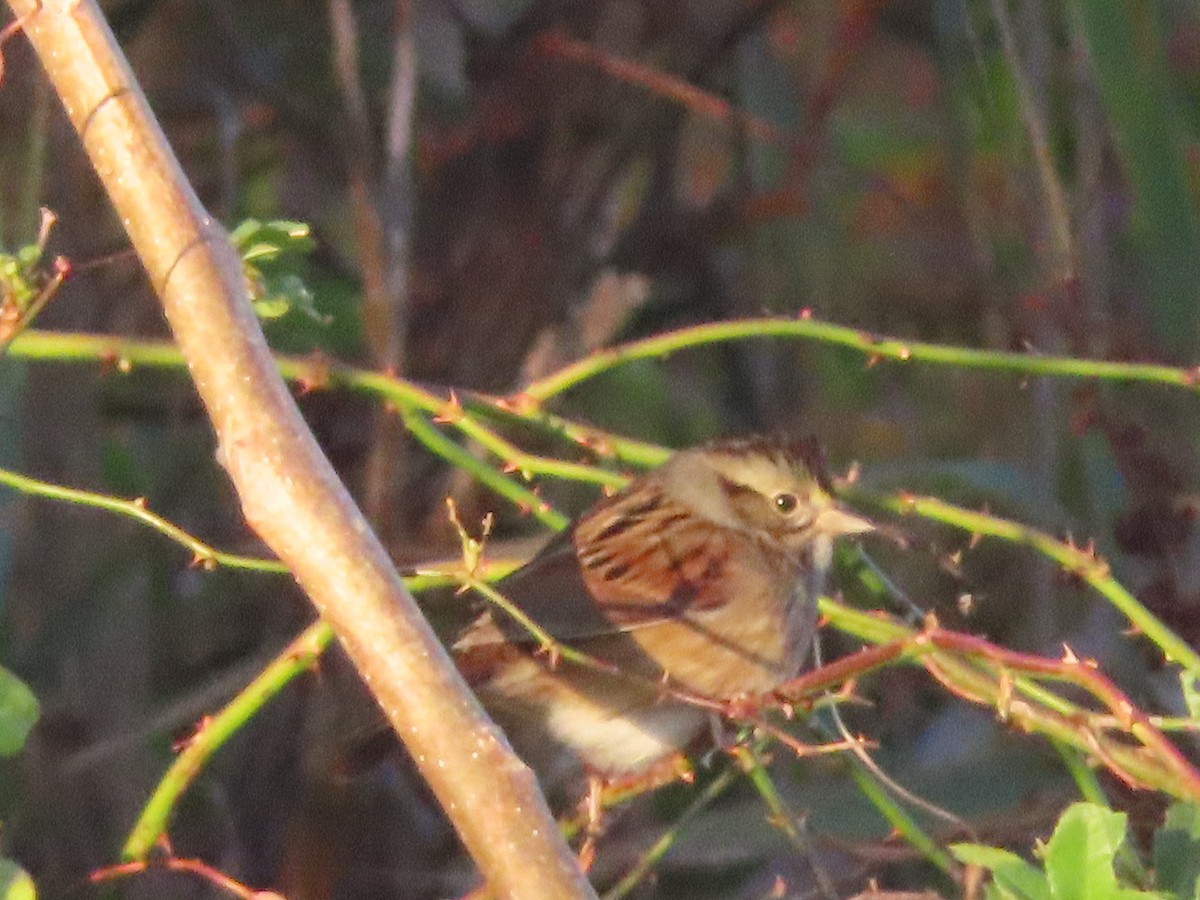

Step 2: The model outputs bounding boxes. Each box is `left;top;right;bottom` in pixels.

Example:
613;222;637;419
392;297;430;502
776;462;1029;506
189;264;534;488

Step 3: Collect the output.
457;483;762;648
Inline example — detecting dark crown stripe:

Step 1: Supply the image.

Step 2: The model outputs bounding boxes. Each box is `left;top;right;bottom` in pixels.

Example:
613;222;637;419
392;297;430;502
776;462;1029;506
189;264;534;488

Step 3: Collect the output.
717;474;757;499
700;435;830;489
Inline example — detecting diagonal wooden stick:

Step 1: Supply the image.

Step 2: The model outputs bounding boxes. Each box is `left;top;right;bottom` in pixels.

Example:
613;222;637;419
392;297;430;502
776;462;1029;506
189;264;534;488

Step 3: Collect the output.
1;2;593;896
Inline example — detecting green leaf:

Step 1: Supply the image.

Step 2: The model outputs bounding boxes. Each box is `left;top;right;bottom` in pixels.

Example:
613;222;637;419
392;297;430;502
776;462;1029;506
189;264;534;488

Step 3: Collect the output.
952;843;1051;900
0;247;42;309
227;217;262;245
251;297;292;320
1042;803;1129;900
0;860;36;900
230;219;314;259
230;218;322;326
955;805;1167;900
0;666;39;756
1181;672;1200;721
1154;802;1200;899
241;242;284;264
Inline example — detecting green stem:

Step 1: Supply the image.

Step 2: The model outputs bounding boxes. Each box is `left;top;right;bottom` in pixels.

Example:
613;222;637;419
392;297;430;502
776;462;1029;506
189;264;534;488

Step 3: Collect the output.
850;763;960;878
514;317;1200;402
0;466;285;573
603;769;737;900
122;621;335;860
857;489;1200;679
121;571;454;862
400;410;569;530
1052;739;1108;806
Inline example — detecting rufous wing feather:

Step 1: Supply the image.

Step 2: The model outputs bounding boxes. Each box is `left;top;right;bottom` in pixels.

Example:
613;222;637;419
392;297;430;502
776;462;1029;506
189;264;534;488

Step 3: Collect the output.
456;480;745;649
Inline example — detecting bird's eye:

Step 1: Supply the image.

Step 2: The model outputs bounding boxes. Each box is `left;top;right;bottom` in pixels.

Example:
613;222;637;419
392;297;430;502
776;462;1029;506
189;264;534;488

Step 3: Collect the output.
773;492;799;514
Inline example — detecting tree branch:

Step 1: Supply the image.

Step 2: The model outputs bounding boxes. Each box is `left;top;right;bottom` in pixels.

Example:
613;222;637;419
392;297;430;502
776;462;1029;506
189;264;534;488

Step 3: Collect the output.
2;2;594;896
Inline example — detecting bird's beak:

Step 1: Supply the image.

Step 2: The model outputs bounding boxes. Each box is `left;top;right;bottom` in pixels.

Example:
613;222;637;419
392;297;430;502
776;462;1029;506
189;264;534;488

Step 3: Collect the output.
814;503;875;537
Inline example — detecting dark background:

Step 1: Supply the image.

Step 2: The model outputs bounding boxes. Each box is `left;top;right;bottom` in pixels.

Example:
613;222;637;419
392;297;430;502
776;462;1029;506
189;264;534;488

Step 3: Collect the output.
2;0;1199;896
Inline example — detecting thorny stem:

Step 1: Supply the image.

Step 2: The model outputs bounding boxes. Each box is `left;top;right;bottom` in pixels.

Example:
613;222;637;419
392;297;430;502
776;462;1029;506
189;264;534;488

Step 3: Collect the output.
857;489;1200;678
514;316;1200;403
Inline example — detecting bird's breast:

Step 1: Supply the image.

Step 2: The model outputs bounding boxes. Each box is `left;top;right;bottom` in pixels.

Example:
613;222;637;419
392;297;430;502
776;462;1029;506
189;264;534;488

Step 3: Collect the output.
626;589;814;697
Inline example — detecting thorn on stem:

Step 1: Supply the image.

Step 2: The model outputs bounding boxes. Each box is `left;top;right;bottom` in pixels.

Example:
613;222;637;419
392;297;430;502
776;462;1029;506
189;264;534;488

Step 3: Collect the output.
434;391;464;424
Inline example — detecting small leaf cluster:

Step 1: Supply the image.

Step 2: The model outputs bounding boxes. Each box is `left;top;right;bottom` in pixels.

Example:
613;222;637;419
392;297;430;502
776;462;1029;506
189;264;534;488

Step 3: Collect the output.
230;219;324;323
954;802;1200;899
0;242;45;312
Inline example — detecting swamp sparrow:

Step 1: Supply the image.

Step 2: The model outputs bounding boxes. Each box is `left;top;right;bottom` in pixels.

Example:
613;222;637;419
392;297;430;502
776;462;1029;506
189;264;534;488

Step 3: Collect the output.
453;437;873;786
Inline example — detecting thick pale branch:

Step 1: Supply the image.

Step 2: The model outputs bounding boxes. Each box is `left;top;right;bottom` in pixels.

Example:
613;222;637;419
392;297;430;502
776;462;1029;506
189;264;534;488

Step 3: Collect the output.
3;2;593;896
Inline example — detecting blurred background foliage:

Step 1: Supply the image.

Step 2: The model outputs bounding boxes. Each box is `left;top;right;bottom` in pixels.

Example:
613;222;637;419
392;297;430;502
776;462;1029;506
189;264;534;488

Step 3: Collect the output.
2;0;1200;897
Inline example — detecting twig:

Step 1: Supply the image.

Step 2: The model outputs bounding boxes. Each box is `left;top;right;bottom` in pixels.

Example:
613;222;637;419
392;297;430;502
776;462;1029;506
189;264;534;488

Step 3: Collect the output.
0;465;286;573
5;2;595;896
